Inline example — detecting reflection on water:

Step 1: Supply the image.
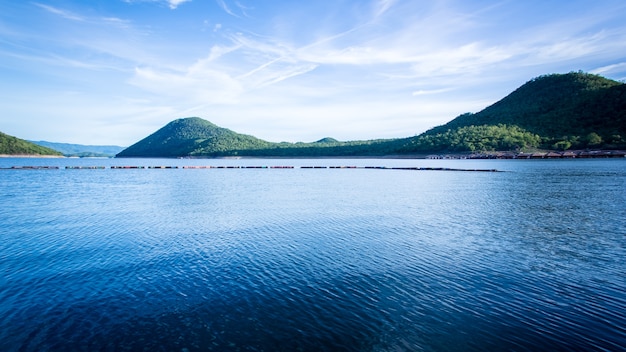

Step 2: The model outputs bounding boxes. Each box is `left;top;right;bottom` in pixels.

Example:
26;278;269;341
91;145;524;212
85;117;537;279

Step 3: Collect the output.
0;158;625;351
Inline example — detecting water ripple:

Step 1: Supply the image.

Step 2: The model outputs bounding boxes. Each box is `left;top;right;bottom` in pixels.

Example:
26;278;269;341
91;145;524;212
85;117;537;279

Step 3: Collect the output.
0;159;625;351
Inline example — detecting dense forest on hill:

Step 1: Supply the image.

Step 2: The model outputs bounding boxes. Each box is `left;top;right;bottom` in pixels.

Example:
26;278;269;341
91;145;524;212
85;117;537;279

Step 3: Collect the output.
413;72;626;151
117;117;274;157
397;124;542;153
0;131;62;156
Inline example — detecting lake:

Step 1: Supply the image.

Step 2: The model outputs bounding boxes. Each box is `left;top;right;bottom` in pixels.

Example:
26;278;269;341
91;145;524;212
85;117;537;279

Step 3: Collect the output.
1;158;625;351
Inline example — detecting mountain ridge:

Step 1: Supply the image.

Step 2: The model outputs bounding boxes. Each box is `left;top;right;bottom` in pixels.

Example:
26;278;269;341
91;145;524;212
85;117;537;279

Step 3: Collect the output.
117;72;626;157
2;71;623;157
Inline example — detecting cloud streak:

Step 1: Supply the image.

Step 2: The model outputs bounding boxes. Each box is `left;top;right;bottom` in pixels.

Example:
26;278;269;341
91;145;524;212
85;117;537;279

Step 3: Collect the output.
216;0;240;17
34;3;85;21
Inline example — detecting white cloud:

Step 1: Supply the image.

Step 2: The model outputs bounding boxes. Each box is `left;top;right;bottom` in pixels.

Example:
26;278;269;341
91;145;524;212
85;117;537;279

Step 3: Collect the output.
412;88;453;96
167;0;191;9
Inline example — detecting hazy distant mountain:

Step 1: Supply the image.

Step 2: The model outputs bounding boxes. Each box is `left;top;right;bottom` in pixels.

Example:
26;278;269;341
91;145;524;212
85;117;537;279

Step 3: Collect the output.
117;72;626;157
0;132;63;156
30;141;125;157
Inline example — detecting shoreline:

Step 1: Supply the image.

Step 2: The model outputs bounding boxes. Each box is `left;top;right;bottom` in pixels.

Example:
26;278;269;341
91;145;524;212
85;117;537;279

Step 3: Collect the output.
0;154;65;158
2;149;625;160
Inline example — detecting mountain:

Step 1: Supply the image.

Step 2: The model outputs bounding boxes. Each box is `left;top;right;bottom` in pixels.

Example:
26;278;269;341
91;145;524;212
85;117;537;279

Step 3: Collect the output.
399;72;626;152
117;117;275;157
117;72;626;157
0;131;63;156
29;141;125;157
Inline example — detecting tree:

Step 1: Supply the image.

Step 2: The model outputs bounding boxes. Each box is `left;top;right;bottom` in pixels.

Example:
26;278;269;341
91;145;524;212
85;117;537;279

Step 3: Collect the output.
586;132;603;147
553;140;571;150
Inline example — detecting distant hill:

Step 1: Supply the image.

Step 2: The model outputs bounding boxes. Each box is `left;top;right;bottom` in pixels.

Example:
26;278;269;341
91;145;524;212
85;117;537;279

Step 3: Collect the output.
399;72;626;152
30;141;125;157
117;72;626;157
0;131;63;156
117;117;275;157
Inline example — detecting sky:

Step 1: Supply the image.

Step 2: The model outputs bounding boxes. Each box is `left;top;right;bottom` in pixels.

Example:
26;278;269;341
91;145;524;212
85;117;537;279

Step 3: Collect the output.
1;0;625;146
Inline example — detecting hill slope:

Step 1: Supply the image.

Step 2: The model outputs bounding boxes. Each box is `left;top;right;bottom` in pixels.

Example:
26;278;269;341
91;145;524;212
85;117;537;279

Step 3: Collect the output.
0;131;63;156
117;117;274;157
400;72;626;152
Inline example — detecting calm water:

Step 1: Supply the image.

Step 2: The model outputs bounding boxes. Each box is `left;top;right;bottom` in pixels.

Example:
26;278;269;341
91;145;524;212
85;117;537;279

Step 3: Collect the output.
1;158;625;351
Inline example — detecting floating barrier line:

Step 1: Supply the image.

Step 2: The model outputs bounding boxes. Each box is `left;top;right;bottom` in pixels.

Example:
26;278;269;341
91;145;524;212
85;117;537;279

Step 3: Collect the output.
65;166;106;169
0;166;60;170
1;165;502;172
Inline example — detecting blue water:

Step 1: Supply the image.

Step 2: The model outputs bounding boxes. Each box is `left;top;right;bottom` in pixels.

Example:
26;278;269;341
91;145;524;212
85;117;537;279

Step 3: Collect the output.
1;158;625;351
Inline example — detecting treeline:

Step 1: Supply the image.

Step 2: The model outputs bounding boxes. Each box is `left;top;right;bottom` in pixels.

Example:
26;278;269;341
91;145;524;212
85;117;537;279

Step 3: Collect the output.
398;124;541;153
207;138;405;157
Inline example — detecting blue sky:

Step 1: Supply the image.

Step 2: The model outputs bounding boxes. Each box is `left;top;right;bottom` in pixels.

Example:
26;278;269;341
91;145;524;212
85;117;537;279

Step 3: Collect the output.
1;0;625;146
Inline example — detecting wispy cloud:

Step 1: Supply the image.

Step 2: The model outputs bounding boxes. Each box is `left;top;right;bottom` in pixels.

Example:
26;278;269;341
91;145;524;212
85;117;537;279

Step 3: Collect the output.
121;0;190;10
591;61;626;75
234;1;253;17
373;0;396;18
216;0;240;17
34;3;85;21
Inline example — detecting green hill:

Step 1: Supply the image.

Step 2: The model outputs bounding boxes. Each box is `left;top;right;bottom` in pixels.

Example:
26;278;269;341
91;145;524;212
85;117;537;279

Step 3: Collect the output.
0;131;63;156
400;72;626;152
117;117;275;157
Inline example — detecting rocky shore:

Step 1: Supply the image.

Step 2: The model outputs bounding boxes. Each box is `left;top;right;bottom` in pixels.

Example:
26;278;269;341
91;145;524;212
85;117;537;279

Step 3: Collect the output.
427;150;626;159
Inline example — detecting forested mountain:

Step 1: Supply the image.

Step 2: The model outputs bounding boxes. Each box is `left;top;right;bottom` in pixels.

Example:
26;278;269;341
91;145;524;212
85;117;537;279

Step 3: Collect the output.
30;141;124;157
117;117;274;157
117;72;625;157
399;72;625;152
0;131;63;156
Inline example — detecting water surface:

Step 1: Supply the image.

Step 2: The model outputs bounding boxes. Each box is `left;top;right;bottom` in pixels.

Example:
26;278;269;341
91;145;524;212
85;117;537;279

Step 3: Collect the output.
1;158;625;351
